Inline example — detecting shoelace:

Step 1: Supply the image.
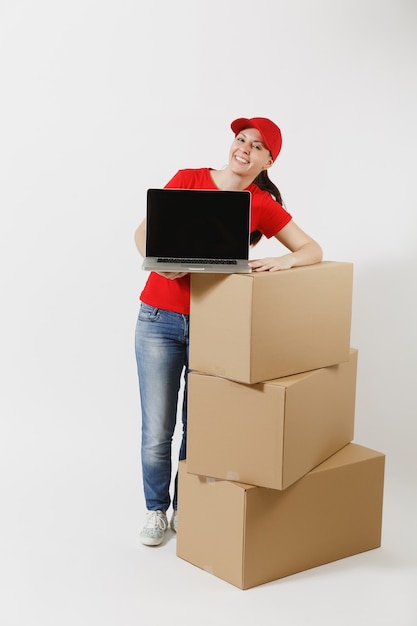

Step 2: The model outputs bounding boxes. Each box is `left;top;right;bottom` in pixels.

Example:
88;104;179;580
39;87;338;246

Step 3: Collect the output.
145;511;167;530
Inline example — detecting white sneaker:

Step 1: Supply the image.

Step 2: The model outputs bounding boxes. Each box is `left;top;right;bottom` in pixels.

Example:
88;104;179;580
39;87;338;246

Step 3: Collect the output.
171;511;178;533
140;510;168;546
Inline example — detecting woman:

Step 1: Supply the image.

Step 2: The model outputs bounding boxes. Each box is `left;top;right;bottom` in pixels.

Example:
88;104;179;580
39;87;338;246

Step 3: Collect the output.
134;117;323;546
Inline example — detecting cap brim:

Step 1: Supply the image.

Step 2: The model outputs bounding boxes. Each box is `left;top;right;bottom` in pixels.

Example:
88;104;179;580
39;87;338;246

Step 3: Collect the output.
231;118;252;135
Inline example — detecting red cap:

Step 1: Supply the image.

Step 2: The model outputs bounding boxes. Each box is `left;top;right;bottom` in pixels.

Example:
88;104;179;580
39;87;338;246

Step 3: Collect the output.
230;117;282;161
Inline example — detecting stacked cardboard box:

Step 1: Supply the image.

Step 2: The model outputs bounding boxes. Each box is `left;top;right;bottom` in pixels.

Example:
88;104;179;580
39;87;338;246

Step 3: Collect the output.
177;262;385;589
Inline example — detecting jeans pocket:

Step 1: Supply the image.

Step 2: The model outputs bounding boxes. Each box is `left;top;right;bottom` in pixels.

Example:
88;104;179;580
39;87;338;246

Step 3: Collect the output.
139;303;160;322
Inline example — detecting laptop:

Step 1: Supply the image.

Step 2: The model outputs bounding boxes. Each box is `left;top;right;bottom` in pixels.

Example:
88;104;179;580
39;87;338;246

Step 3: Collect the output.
142;188;252;273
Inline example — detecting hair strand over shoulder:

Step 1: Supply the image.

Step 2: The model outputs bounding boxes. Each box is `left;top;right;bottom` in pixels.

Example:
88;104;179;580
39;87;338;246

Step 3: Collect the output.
250;171;284;247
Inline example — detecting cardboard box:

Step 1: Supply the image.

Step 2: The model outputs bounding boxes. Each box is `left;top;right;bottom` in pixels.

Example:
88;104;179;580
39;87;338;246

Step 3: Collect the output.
177;444;385;589
189;261;353;383
187;349;357;490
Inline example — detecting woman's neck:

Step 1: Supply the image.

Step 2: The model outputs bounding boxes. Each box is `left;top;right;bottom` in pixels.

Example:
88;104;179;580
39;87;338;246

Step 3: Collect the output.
210;167;252;191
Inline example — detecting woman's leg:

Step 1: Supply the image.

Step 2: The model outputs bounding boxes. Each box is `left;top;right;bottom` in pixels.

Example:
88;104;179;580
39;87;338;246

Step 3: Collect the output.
135;304;188;512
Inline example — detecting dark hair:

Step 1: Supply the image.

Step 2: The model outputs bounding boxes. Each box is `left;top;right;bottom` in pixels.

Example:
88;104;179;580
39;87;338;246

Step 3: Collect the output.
250;170;284;247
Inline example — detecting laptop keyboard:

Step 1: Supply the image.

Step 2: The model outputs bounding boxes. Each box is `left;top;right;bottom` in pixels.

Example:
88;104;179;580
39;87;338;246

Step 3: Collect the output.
157;258;237;265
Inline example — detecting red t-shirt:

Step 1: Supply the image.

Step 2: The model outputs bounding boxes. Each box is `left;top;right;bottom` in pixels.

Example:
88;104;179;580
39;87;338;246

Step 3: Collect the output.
139;168;292;314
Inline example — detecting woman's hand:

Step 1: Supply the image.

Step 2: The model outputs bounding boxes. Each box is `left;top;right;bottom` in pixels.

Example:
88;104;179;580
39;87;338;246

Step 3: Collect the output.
249;255;295;272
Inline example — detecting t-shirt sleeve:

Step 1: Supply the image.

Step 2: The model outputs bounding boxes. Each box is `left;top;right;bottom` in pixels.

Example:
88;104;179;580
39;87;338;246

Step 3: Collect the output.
163;168;217;190
251;188;292;238
164;170;185;188
164;169;200;189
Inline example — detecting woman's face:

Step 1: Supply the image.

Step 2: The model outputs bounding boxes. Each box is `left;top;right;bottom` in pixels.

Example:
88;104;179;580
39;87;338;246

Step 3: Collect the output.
228;128;273;179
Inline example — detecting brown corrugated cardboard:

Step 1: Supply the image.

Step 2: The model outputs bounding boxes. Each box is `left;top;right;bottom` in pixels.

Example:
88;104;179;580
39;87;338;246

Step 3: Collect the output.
177;444;385;589
189;261;353;383
187;349;358;490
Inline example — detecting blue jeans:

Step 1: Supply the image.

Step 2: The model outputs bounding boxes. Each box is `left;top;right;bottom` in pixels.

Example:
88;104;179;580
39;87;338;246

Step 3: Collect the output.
135;303;189;512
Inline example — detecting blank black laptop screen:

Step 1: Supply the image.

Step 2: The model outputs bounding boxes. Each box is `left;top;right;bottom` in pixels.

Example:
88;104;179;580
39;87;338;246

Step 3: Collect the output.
146;188;251;261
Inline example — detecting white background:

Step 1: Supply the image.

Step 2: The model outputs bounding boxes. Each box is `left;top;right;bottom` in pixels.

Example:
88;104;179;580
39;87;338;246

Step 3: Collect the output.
1;0;416;624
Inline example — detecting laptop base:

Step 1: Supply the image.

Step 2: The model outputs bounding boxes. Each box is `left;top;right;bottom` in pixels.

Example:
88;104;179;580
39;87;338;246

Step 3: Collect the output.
142;259;252;273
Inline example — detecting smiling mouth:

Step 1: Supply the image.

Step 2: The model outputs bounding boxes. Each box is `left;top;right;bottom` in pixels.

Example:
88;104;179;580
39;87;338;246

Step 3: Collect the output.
235;155;249;164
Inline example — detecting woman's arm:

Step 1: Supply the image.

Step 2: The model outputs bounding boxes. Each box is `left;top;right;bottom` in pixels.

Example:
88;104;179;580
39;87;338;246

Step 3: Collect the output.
134;219;147;257
249;220;323;272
